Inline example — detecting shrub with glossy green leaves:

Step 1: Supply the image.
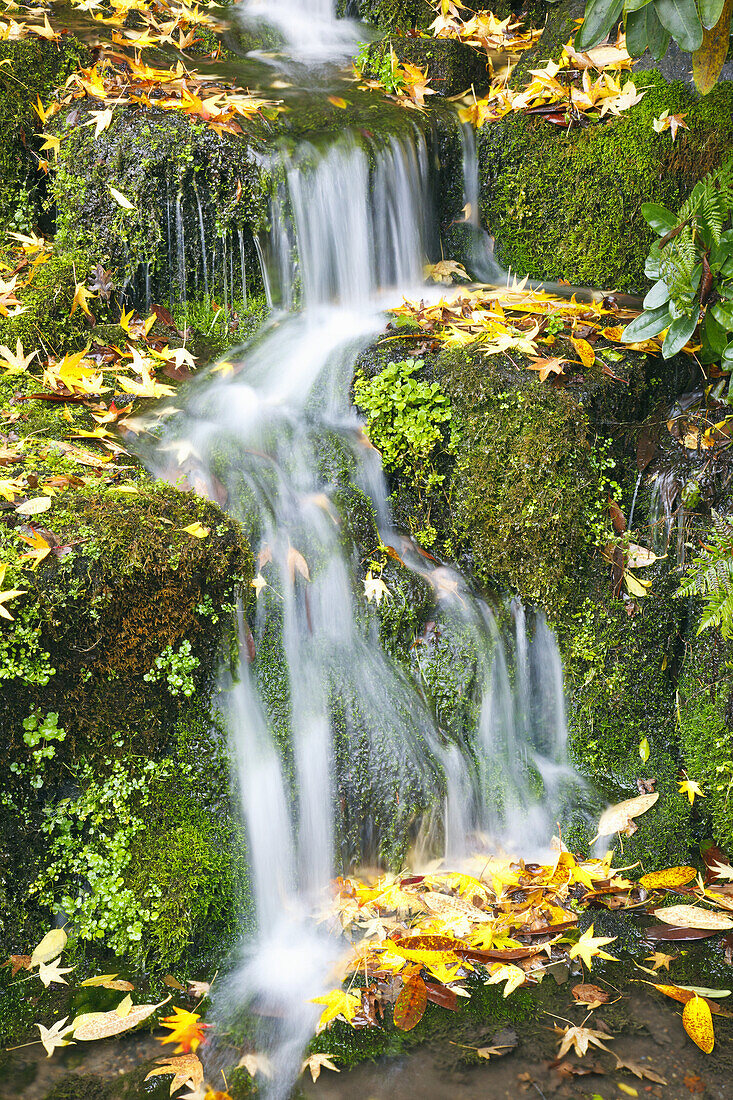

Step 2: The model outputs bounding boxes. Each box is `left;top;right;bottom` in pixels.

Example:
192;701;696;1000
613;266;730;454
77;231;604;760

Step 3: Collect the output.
622;157;733;369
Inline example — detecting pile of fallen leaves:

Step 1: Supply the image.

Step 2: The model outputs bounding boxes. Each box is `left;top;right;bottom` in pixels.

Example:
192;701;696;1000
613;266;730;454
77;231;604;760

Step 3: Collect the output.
429;0;542;59
315;796;733;1062
387;280;665;377
2;0;282;159
458;31;645;129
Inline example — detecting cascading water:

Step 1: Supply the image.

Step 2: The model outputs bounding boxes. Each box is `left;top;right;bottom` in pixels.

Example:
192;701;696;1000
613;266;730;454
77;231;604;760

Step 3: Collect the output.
240;0;361;60
150;110;585;1098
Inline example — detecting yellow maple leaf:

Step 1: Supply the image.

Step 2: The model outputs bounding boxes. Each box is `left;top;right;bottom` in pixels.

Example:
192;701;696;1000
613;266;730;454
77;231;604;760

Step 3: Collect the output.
568;924;618;969
679;778;705;805
310;990;361;1032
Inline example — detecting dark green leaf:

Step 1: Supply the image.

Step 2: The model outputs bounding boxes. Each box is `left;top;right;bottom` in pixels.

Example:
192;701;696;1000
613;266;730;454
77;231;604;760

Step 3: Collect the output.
626;0;655;10
626;7;650;53
576;0;624;49
643;278;672;308
654;0;704;49
622;303;672;341
703;311;728;355
662;309;699;358
722;340;733;367
641;202;678;234
713;301;733;327
647;4;673;56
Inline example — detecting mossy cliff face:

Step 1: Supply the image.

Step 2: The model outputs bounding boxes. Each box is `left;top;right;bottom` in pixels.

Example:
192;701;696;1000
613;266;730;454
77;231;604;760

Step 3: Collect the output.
51;105;270;297
478;72;733;292
0;34;90;235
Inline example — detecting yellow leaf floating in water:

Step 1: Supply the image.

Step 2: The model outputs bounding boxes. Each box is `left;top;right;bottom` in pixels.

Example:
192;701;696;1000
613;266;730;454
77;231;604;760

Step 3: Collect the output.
683;994;715;1053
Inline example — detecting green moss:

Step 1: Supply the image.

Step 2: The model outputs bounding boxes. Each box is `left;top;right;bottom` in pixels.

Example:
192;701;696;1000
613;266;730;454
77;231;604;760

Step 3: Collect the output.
51;106;269;297
0;248;91;357
0;35;90;234
337;0;437;31
677;629;733;852
438;344;611;617
478;73;733;292
561;575;693;869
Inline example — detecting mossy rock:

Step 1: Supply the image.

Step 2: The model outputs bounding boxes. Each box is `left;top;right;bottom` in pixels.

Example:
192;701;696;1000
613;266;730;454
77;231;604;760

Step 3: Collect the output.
478;72;733;292
337;0;438;31
51;105;270;301
363;36;491;96
677;626;733;852
0;247;91;357
0;483;252;756
437;344;611;617
560;570;693;868
0;33;90;235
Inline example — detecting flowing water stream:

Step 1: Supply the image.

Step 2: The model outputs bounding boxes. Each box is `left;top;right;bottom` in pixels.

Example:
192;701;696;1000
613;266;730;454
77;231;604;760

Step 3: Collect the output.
145;6;585;1095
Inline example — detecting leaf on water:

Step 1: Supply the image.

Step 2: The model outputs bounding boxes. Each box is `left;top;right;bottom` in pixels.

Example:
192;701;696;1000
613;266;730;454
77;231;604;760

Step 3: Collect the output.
683;994;715;1053
652;904;733;930
639;866;697;890
555;1022;613;1059
572;983;611;1007
592;792;659;841
327;95;349;108
73;998;169;1040
301;1053;340;1083
393;973;428;1030
614;1055;667;1084
37;1017;75;1058
145;1053;204;1095
30;928;67;967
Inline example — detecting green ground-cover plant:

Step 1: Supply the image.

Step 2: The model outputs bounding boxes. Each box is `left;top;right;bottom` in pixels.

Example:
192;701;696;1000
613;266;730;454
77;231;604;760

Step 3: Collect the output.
622;157;733;368
354;357;454;546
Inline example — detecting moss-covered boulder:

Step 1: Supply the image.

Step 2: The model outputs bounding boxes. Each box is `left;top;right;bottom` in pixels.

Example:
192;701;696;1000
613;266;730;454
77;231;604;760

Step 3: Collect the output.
478;73;733;292
51;105;270;301
337;0;436;31
0;33;89;235
362;36;491;96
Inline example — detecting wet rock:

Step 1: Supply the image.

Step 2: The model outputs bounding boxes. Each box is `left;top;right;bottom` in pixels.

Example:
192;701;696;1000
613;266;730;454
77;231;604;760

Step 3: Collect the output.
363;35;491;96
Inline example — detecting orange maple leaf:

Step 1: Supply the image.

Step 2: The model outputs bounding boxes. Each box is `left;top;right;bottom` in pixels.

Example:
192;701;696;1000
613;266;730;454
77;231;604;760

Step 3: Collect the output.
158;1006;211;1053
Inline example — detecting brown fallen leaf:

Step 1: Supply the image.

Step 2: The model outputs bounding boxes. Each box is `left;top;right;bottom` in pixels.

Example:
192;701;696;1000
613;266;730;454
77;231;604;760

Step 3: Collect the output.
614;1054;667;1084
73;998;169;1040
555;1022;613;1059
2;954;32;977
145;1053;204;1095
572;983;610;1008
526;355;567;382
287;546;310;582
653;905;733;931
592;793;659;841
300;1053;340;1083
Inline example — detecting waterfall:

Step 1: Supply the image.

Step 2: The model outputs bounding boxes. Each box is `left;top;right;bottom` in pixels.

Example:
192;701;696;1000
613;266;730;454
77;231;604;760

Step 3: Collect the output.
239;0;360;59
150;124;583;1097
